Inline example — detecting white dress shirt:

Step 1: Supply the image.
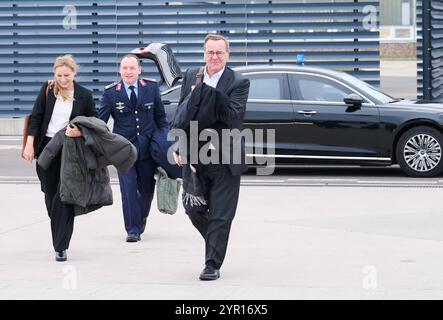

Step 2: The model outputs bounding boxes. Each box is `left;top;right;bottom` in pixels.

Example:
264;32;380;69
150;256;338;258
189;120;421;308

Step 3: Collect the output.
203;66;225;88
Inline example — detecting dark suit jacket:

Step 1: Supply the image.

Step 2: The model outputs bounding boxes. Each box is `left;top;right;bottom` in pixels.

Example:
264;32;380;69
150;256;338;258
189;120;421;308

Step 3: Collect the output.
28;81;98;158
178;66;250;176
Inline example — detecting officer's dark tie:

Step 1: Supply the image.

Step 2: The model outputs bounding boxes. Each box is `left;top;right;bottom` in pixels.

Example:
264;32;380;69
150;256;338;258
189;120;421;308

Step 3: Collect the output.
129;85;137;108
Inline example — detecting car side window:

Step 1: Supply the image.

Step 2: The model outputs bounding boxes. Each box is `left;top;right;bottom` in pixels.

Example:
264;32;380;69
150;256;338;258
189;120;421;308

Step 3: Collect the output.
246;74;287;100
295;75;354;102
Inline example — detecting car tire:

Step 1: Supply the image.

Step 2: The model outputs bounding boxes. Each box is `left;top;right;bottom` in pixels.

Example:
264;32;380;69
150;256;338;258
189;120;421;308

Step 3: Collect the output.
396;126;443;177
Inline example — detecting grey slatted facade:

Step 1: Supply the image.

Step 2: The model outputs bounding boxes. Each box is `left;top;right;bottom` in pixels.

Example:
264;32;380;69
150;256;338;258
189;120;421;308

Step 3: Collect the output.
417;0;443;101
0;0;380;117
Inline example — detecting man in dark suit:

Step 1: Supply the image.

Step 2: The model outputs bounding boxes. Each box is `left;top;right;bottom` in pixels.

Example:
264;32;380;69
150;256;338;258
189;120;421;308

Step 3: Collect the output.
99;54;177;242
174;34;250;280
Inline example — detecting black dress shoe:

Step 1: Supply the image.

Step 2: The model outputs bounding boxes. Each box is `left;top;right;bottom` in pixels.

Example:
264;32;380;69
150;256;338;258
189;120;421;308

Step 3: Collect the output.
199;265;220;281
55;250;67;262
126;233;141;242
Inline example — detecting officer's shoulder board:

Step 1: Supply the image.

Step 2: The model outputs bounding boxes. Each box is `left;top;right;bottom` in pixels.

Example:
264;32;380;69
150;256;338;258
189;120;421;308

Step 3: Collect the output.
105;82;122;91
140;78;157;87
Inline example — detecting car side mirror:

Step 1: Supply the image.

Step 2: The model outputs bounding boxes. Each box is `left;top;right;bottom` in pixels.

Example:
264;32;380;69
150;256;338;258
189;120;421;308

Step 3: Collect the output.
344;94;363;108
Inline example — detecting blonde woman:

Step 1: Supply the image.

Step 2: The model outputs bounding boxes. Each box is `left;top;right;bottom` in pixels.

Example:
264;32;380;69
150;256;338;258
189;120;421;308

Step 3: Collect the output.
23;55;98;262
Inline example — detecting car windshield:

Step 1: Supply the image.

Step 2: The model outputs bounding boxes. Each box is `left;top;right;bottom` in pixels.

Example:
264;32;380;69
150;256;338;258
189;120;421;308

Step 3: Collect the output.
339;72;396;104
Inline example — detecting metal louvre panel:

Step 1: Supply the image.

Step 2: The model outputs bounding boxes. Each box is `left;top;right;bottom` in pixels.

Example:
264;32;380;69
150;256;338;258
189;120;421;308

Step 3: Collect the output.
1;0;379;116
417;0;443;100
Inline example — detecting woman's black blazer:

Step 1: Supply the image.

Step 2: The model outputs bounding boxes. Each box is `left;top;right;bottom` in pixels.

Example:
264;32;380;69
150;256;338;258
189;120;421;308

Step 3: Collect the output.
28;81;98;158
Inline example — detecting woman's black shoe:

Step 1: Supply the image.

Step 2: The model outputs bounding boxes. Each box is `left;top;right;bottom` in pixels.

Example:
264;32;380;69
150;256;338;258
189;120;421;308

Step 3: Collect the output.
55;250;67;262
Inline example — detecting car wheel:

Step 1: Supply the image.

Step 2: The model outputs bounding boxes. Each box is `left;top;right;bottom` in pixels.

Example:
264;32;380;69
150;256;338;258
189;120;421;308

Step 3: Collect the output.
396;126;443;177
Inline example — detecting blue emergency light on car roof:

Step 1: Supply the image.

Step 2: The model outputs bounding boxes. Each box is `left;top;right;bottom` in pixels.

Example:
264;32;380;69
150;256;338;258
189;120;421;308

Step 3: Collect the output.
296;54;305;66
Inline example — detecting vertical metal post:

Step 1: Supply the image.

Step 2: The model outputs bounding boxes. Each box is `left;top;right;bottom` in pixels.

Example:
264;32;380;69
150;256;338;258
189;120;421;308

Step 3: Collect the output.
422;0;432;101
353;0;359;73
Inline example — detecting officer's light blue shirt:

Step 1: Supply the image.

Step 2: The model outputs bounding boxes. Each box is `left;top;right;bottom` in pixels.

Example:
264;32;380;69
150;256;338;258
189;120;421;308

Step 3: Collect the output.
123;81;138;100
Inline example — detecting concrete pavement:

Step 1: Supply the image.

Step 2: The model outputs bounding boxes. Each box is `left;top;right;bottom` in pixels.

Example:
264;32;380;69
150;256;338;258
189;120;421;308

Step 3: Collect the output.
1;183;443;299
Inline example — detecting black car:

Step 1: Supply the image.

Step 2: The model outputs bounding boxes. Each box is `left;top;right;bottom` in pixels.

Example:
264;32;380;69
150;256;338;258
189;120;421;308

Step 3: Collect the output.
161;65;443;177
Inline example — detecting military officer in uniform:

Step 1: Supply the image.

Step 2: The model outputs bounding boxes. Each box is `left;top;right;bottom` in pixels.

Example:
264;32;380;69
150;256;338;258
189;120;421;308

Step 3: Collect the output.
99;54;173;242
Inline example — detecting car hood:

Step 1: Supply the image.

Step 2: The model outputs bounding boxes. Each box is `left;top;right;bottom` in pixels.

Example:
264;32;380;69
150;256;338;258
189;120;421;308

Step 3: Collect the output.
386;99;443;113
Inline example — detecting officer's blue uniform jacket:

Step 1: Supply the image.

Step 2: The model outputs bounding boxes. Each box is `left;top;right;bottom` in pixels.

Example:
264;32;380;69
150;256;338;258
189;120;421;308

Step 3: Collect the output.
98;79;168;160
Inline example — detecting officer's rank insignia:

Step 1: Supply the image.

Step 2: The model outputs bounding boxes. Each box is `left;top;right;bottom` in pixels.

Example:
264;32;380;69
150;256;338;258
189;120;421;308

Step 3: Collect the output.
116;102;125;110
105;82;119;90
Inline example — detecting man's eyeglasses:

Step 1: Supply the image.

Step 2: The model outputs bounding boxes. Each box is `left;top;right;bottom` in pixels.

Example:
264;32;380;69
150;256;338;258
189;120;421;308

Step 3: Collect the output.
205;51;226;57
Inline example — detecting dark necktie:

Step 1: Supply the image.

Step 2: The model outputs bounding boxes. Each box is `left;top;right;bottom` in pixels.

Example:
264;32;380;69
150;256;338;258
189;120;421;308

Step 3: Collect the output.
129;85;137;108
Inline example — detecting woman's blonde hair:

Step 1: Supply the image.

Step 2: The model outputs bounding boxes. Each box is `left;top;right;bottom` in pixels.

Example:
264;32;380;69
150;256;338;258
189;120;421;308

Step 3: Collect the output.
53;54;77;101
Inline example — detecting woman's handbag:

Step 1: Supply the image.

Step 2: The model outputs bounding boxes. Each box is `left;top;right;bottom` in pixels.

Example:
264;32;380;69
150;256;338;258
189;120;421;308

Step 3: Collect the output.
21;114;33;157
21;81;52;158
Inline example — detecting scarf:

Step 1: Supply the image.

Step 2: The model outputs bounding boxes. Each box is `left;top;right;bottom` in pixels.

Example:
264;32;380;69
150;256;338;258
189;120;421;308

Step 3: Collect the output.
182;163;207;207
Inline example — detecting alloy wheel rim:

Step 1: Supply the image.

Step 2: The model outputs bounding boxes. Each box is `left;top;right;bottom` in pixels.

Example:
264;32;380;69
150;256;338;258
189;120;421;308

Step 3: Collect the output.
403;134;441;172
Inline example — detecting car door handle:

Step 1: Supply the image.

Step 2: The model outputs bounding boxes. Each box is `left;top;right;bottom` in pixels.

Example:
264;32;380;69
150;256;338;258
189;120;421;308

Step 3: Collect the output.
162;100;172;105
298;110;317;115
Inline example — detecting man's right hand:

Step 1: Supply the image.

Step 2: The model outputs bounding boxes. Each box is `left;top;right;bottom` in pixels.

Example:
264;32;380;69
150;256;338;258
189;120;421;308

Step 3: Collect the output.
173;152;183;167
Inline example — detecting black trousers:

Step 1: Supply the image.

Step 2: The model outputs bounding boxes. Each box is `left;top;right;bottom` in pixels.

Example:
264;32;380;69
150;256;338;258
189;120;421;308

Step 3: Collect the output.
184;164;241;270
36;137;75;252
